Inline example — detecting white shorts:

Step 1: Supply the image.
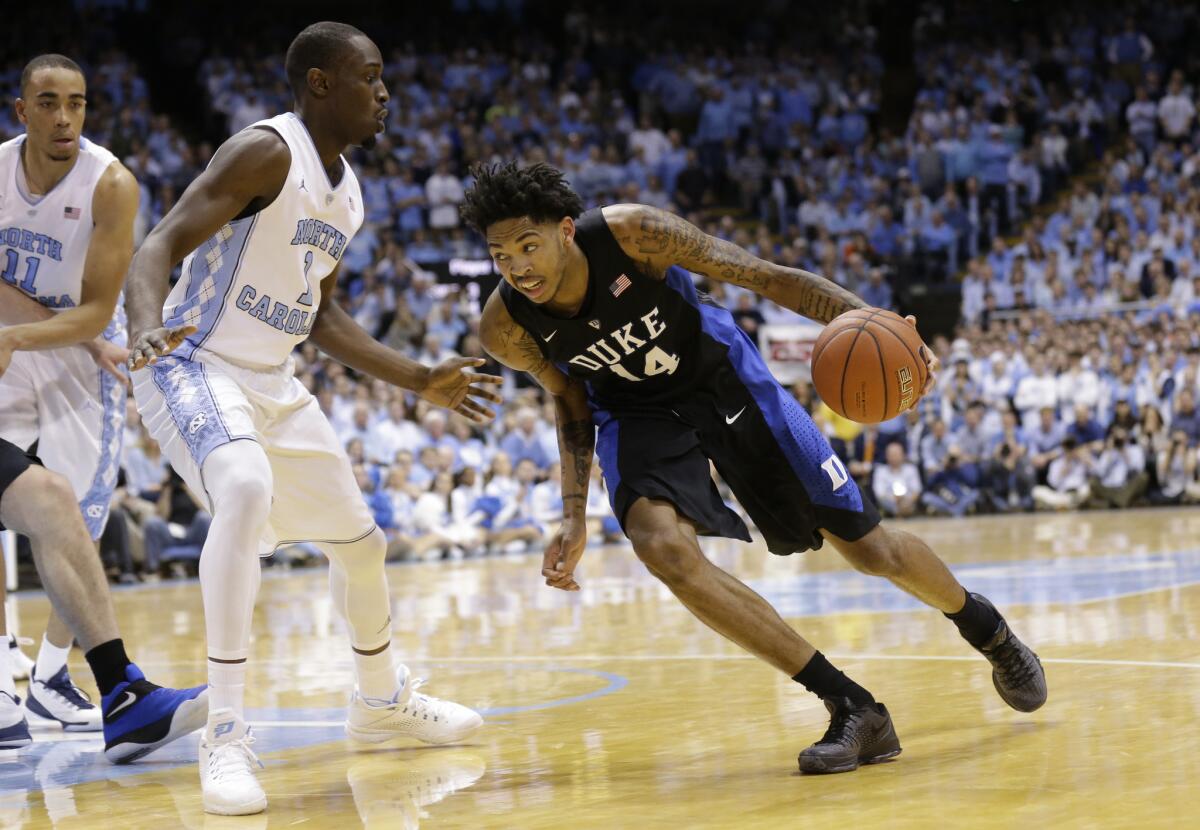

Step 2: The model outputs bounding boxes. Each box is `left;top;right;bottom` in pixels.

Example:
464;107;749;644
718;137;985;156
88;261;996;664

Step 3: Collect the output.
132;351;374;553
0;342;126;540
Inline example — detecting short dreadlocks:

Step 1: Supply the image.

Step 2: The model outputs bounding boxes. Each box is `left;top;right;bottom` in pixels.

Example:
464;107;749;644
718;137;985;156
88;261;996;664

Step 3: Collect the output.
459;162;585;234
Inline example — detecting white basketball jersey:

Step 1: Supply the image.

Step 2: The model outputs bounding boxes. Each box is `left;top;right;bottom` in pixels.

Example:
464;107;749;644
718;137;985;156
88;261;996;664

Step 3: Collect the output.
0;135;121;330
164;112;364;368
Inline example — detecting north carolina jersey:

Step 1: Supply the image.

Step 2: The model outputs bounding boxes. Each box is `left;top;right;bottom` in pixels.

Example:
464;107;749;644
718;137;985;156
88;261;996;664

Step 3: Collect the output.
0;134;120;326
163;112;364;368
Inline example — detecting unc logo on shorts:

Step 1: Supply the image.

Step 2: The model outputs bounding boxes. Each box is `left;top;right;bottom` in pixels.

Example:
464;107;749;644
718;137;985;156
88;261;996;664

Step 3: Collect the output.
821;454;850;491
86;504;104;519
188;412;208;435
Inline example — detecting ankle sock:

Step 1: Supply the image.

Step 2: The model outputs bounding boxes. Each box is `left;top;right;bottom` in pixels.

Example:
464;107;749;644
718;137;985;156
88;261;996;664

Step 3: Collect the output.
792;651;875;706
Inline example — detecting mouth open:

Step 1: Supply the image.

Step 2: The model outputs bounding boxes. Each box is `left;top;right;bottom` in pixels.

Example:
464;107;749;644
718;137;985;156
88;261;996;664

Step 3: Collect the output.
517;277;546;297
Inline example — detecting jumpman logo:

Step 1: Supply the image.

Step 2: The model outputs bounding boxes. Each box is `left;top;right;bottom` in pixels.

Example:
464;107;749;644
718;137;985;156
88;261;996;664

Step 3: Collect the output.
298;178;308;192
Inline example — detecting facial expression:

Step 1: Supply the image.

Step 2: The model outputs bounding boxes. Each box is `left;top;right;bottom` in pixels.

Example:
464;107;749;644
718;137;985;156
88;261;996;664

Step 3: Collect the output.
16;66;86;163
324;34;389;149
486;216;574;304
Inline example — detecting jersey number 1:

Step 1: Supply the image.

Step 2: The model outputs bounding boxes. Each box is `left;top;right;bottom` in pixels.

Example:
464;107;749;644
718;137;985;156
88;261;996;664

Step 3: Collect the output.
0;249;40;294
296;250;315;307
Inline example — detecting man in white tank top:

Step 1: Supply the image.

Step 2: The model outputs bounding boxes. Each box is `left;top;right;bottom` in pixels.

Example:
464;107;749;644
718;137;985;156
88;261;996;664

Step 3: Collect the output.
0;55;209;763
125;23;500;816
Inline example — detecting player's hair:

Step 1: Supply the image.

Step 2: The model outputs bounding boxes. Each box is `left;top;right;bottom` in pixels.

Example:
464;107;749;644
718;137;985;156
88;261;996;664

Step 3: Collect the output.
285;21;367;98
20;54;84;96
460;162;584;234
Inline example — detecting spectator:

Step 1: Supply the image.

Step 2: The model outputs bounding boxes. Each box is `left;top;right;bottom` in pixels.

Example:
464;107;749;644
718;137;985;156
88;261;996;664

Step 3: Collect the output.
1033;437;1093;511
1087;426;1149;508
872;443;922;518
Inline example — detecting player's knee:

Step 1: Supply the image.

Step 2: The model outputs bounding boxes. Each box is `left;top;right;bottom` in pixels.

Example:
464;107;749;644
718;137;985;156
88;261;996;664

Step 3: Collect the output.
630;526;705;587
214;465;273;520
341;527;388;568
8;466;80;538
839;527;904;577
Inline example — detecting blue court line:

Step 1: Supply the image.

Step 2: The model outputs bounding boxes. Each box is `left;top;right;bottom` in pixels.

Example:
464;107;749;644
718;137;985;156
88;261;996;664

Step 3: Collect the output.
0;665;627;795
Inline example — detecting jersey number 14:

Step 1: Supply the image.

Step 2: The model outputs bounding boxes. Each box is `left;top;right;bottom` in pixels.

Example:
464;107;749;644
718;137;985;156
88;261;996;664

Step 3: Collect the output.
607;346;680;382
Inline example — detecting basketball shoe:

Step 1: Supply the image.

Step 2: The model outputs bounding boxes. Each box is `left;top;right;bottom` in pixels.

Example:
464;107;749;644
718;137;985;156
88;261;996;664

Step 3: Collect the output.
0;691;32;749
972;594;1048;712
7;635;35;681
346;665;483;745
101;664;209;763
199;707;267;816
25;666;102;731
348;749;486;829
798;696;902;774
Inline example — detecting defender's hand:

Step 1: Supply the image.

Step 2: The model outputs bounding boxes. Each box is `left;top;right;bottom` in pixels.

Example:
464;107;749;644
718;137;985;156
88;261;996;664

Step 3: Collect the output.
128;325;197;371
417;357;503;423
85;338;132;389
541;518;588;591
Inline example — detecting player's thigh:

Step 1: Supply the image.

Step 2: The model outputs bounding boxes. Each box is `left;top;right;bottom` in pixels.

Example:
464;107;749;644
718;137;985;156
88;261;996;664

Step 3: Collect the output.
132;355;259;512
261;395;375;545
0;350;42;455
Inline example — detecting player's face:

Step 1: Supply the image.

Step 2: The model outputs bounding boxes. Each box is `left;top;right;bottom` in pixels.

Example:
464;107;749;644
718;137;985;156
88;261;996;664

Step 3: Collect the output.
486;216;573;304
334;35;388;149
16;68;86;163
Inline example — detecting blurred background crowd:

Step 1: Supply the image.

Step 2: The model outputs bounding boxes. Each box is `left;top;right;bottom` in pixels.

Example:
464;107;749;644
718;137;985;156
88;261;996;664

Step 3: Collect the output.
5;0;1200;582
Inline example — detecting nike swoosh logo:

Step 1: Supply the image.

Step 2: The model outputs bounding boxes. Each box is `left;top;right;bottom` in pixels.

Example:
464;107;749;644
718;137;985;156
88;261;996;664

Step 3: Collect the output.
107;690;137;719
725;406;747;425
543;331;558;342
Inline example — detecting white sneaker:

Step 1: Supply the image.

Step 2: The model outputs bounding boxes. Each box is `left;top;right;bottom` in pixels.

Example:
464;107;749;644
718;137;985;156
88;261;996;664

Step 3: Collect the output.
346;665;483;746
199;708;267;816
24;666;102;732
7;635;35;681
0;690;32;749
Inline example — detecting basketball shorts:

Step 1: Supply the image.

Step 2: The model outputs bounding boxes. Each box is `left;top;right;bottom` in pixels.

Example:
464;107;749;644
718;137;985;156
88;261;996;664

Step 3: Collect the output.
0;337;127;540
0;437;41;532
132;350;375;554
593;356;879;556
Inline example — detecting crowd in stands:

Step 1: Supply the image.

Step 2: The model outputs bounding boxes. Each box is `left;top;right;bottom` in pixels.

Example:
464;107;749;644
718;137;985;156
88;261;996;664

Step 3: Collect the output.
7;3;1200;582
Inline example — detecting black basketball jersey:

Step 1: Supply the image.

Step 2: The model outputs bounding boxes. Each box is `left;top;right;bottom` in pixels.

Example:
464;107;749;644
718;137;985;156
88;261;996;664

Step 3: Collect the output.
498;207;739;412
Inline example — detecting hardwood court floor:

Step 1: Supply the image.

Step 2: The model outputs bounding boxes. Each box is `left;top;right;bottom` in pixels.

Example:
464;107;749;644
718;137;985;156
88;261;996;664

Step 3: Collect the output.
3;508;1200;829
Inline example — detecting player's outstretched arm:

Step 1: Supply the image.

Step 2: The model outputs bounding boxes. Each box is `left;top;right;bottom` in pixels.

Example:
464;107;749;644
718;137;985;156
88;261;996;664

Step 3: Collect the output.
480;291;592;592
603;203;867;324
0;162;138;365
125;128;291;370
309;267;502;424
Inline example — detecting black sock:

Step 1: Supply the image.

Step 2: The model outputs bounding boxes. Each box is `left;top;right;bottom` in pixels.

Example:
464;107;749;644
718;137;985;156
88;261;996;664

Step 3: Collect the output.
945;591;1002;649
85;639;132;697
792;651;875;706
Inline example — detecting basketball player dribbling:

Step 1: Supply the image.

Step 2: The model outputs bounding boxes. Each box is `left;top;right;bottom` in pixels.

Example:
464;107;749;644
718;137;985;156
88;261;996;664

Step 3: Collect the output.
464;162;1048;775
0;54;207;760
124;23;499;815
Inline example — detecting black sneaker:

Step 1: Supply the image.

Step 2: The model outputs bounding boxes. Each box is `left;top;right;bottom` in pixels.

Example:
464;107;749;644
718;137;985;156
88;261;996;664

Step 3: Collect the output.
798;697;902;774
973;594;1047;713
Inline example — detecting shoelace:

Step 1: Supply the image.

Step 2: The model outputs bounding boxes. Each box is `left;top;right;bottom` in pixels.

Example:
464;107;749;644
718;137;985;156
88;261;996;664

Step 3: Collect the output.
42;676;95;710
208;735;263;783
817;707;866;746
990;636;1039;686
399;679;445;723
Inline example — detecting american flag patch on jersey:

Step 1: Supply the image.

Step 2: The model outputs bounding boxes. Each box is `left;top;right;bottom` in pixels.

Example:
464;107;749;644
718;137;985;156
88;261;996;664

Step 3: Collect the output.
63;206;81;220
609;273;632;297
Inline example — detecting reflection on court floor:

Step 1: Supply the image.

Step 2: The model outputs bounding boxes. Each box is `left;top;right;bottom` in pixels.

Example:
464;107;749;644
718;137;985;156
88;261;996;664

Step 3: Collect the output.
3;508;1199;829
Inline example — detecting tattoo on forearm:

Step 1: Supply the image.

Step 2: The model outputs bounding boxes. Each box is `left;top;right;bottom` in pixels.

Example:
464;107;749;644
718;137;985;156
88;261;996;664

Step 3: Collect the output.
623;207;865;323
560;417;595;489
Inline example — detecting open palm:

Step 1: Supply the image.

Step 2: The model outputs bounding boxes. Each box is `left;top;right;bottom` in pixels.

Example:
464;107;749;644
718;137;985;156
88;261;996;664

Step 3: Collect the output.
418;357;503;423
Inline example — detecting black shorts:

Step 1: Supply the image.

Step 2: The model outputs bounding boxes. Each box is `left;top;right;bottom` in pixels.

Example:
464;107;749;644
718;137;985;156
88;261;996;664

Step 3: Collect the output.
0;437;40;532
594;362;879;556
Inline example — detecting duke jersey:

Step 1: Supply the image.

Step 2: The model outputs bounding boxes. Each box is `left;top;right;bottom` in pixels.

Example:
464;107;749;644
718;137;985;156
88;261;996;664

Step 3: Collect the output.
499;208;729;412
0;134;124;333
163;112;363;369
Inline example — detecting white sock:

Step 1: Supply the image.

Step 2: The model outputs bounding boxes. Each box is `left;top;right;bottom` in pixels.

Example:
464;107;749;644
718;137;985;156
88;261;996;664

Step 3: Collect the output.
35;635;71;682
0;638;15;696
354;645;399;703
207;659;246;715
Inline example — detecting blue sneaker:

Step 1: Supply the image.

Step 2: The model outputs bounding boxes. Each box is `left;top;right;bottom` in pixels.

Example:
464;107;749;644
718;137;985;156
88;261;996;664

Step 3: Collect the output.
102;664;208;764
0;691;32;749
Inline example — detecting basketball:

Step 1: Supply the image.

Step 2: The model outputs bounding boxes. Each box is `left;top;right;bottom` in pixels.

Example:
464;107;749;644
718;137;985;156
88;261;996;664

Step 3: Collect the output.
810;309;929;424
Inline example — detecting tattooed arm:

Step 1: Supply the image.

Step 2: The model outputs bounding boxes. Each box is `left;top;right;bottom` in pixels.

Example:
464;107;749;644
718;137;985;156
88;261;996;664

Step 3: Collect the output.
603;203;867;324
480;291;594;591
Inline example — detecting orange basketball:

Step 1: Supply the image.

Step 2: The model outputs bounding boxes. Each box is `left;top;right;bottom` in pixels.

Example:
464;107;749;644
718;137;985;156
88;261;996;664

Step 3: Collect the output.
810;309;929;424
